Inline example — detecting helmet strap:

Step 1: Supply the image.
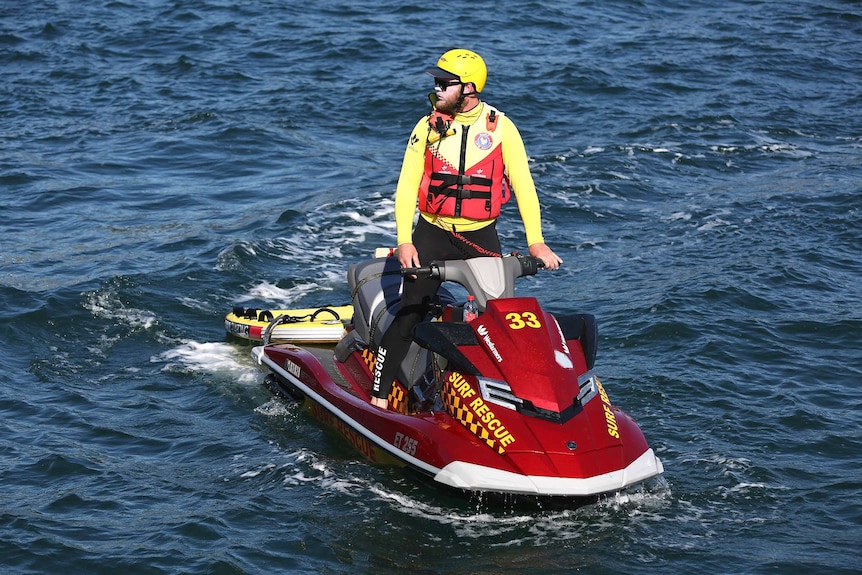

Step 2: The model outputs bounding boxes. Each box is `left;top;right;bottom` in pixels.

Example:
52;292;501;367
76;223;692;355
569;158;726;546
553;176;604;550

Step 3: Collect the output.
453;84;469;113
454;83;480;113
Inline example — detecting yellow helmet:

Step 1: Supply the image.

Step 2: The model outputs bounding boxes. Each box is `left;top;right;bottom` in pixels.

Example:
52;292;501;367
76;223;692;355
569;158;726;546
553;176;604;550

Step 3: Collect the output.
425;49;487;93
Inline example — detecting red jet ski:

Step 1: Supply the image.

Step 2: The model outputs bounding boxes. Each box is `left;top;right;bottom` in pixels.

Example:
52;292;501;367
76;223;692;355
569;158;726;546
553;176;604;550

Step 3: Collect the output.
251;252;663;498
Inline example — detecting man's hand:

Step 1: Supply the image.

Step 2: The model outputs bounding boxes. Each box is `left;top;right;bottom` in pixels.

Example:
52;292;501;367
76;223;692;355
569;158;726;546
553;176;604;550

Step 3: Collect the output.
529;242;563;270
398;242;420;269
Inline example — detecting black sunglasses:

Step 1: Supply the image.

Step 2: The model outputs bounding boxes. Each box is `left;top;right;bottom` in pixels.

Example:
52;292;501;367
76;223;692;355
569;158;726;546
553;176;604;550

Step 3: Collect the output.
434;78;461;90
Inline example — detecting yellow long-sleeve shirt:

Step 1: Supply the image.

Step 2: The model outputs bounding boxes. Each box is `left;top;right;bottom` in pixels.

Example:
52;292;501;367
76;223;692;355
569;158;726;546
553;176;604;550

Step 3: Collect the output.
394;102;546;247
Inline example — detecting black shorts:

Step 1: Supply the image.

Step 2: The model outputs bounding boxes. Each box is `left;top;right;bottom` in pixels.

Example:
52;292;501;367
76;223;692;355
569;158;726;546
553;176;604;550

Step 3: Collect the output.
412;216;502;263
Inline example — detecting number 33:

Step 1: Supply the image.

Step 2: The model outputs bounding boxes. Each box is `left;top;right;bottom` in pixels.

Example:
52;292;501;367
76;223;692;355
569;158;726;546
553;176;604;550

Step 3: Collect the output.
505;312;542;330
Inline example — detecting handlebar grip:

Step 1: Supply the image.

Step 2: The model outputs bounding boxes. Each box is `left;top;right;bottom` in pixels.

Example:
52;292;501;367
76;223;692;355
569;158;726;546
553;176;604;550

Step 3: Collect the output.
400;266;435;278
515;254;543;276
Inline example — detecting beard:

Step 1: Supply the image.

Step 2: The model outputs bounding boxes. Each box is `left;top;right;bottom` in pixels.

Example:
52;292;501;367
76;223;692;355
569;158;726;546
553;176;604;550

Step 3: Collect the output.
434;95;457;114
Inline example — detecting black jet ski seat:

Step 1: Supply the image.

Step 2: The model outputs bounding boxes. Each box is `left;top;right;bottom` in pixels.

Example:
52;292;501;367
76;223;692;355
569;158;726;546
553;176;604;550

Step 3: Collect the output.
337;257;456;389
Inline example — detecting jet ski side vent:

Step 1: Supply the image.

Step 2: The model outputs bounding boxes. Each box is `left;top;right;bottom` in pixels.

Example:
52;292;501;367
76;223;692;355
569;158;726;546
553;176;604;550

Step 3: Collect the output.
478;377;522;411
577;372;599;405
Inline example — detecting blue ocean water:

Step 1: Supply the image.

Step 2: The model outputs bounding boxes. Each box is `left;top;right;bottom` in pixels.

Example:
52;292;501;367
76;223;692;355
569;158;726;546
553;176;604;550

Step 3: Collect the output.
2;1;861;573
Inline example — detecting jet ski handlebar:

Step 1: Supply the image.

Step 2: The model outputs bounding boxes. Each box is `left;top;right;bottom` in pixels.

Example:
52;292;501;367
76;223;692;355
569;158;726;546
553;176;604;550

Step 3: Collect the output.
401;253;544;278
400;253;548;310
399;265;437;278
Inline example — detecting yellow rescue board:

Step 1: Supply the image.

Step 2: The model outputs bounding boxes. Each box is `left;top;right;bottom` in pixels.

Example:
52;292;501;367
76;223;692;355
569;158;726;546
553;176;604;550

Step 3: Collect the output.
224;305;353;343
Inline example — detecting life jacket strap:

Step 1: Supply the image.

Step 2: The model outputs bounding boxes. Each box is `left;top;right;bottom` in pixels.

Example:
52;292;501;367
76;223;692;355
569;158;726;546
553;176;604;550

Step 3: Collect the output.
429;172;493;191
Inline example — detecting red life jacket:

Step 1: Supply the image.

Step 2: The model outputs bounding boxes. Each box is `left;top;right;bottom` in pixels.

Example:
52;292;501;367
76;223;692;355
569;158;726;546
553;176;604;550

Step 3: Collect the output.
418;108;511;220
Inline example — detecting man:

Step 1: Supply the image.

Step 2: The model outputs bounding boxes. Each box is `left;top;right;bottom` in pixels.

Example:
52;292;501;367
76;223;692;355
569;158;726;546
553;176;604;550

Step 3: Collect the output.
371;48;562;409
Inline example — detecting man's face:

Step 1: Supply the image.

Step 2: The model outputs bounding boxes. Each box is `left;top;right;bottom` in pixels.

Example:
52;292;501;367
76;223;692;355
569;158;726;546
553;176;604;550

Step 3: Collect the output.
433;78;464;113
